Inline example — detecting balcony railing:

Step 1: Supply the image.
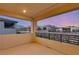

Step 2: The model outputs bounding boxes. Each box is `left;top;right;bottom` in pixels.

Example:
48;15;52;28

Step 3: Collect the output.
36;31;79;45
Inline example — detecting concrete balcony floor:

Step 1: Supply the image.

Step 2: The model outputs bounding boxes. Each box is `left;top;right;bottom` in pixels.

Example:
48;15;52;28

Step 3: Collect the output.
0;43;62;55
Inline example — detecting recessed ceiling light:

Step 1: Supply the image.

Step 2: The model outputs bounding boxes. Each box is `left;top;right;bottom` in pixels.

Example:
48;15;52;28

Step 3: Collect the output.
23;10;27;13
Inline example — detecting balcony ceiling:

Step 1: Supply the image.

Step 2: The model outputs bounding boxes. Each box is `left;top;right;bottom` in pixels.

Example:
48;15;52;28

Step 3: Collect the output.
0;3;79;21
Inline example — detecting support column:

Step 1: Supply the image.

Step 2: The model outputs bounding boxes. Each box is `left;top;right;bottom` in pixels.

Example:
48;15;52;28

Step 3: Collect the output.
31;19;37;42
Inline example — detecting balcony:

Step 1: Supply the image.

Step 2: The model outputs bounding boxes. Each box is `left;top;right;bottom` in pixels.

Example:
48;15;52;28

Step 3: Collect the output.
0;3;79;55
0;31;79;55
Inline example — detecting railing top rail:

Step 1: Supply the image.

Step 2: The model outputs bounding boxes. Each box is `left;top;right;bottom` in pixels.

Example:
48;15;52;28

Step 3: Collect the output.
36;31;79;36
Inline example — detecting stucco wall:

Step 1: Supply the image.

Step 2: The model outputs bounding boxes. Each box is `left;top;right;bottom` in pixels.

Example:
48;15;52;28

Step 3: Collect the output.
0;34;32;49
36;37;79;55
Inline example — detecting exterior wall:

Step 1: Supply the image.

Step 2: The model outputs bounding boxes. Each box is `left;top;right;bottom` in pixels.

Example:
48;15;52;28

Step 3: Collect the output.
71;27;79;32
0;21;4;29
0;20;16;34
56;28;62;32
0;34;32;49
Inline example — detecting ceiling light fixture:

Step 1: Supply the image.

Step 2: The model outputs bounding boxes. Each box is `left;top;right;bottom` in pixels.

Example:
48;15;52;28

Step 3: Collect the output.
23;10;27;13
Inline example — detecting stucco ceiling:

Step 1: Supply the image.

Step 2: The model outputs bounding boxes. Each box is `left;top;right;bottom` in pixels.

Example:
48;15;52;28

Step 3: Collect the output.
0;3;79;21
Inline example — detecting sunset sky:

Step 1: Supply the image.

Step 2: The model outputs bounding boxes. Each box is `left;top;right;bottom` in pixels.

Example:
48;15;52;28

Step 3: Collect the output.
37;10;79;27
0;10;79;27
